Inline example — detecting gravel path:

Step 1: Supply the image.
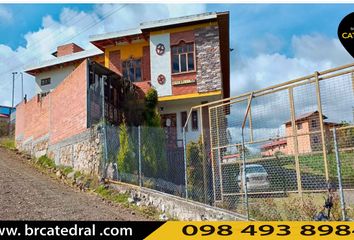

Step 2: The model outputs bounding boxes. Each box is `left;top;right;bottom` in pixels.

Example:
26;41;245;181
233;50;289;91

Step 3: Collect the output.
0;147;148;221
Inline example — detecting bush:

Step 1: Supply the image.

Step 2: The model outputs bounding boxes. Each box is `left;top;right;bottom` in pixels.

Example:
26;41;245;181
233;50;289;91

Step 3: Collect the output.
141;88;167;178
0;121;9;137
37;155;55;168
249;198;282;220
117;120;137;174
186;137;205;202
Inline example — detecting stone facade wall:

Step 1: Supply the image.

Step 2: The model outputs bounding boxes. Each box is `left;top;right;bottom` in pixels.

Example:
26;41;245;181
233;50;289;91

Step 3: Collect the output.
17;124;103;176
195;25;222;93
48;126;102;175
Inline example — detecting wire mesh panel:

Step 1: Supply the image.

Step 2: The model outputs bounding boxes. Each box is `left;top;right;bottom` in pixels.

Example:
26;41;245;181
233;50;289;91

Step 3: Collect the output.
199;64;354;220
141;126;185;197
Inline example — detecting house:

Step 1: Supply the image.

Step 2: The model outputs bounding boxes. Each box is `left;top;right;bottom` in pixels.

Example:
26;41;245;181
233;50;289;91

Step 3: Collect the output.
0;105;15;136
25;43;104;96
15;11;230;174
89;11;230;147
261;111;339;156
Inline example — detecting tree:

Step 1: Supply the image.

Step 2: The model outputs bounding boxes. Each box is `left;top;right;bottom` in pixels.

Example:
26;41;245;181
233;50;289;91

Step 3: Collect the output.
117;119;137;174
186;137;205;202
141;88;167;178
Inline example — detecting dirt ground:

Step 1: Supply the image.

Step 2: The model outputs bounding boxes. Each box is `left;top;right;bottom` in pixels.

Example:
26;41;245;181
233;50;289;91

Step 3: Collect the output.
0;147;149;221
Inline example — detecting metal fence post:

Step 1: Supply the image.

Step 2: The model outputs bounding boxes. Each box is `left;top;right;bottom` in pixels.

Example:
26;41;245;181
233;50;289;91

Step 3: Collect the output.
100;76;108;179
288;87;303;197
183;128;188;199
138;125;142;187
333;127;347;221
241;93;253;220
315;71;330;182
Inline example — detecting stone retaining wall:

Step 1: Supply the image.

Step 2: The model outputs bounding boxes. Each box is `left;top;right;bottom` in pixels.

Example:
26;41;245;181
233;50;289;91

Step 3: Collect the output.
17;126;103;176
110;182;247;221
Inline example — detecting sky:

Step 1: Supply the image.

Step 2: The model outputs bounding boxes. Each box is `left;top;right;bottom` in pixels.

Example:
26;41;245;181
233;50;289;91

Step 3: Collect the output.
0;3;353;109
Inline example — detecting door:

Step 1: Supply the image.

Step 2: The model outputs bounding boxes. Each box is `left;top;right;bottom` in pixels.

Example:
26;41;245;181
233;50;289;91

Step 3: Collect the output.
161;113;177;149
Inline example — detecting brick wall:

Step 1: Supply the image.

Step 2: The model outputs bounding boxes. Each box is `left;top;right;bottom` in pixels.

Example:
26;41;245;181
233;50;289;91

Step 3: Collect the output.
172;72;197;95
57;43;84;57
109;50;122;75
15;95;50;143
50;60;88;144
15;60;88;146
195;25;222;93
142;46;151;81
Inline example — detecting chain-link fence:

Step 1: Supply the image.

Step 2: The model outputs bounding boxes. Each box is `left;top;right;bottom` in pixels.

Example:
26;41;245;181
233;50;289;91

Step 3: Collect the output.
91;62;354;221
185;63;354;220
101;125;186;197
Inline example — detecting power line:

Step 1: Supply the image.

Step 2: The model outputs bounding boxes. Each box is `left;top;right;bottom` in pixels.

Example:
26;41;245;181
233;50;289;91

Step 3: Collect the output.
0;4;128;80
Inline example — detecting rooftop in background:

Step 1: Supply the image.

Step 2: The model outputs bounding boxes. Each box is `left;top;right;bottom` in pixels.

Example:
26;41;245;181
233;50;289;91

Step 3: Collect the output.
261;139;287;149
284;111;328;125
25;48;103;75
0;105;14;116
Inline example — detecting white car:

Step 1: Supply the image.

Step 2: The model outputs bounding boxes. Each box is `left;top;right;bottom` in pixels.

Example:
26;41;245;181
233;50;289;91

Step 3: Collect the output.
237;164;270;191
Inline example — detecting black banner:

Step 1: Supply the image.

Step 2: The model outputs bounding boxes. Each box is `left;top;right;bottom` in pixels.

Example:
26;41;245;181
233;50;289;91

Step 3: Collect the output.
338;12;354;58
0;221;165;239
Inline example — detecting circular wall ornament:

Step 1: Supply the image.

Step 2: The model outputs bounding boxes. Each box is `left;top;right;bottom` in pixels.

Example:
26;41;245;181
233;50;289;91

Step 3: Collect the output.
156;43;165;55
157;74;166;85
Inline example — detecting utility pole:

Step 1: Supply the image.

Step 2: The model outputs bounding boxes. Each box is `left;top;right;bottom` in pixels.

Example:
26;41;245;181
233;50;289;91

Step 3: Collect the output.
9;72;17;135
20;72;24;101
11;72;17;112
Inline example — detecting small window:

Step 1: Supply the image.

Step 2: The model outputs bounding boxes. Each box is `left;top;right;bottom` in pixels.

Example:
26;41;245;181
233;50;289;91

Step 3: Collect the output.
311;119;317;128
40;78;51;86
192;110;198;131
297;123;302;130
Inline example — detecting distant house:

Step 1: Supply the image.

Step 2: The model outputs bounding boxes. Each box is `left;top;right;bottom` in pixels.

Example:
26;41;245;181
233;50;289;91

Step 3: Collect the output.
0;105;13;116
261;111;340;156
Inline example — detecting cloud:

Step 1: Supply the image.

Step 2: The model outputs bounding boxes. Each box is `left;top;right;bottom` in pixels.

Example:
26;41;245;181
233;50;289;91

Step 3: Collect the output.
0;4;207;106
0;5;12;22
228;34;354;142
232;34;353;96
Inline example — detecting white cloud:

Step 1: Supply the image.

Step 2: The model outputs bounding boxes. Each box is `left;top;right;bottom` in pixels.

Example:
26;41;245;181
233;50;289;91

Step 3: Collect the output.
232;34;353;96
0;4;207;106
229;34;354;142
0;5;12;22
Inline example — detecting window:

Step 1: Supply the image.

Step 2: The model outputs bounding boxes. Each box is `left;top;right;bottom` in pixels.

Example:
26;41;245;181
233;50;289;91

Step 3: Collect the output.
297;123;302;130
40;78;51;86
313;136;319;144
181;111;188;132
122;59;142;82
171;41;195;74
192;110;198;131
311;119;318;128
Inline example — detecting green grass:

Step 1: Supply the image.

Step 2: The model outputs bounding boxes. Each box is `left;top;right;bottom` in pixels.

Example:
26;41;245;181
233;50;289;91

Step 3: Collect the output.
0;137;15;150
297;152;354;180
95;185;129;204
57;165;74;175
37;155;56;168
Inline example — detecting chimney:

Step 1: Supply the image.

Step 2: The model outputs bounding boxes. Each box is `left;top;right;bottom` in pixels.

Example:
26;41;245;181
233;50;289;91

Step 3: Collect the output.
54;43;84;57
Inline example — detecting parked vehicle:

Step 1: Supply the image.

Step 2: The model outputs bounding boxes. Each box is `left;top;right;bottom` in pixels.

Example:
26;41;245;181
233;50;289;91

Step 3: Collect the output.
237;164;270;191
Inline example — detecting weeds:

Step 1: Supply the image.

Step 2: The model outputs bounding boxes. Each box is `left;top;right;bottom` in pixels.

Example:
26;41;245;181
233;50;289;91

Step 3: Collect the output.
37;155;55;168
0;137;15;150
